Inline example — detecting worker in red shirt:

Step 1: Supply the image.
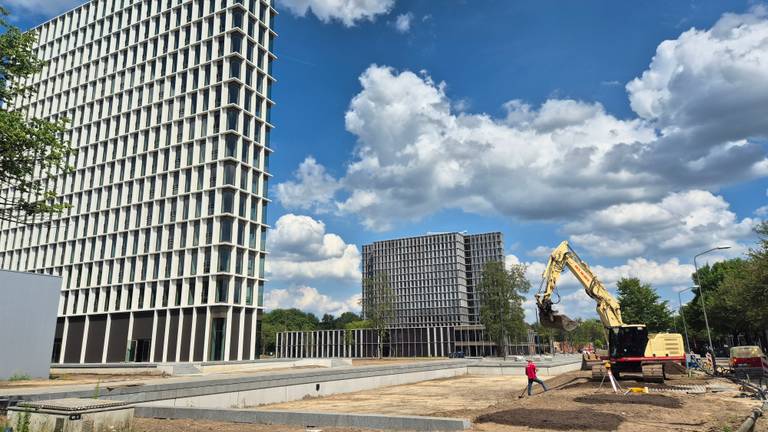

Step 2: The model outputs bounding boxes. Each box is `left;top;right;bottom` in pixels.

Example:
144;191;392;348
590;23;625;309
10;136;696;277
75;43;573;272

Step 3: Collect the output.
525;359;548;396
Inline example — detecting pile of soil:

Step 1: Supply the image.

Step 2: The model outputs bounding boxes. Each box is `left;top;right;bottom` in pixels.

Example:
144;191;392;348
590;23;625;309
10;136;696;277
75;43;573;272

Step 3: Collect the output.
475;408;624;431
573;393;682;408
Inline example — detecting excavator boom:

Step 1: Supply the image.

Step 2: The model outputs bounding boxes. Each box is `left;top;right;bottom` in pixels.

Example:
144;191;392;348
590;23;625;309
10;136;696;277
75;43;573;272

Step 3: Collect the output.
535;240;624;331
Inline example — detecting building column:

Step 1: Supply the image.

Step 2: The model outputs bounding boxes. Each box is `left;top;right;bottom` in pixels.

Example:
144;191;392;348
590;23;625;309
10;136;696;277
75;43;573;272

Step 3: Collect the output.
79;315;90;364
149;311;158;362
161;310;170;362
102;314;111;364
224;306;233;361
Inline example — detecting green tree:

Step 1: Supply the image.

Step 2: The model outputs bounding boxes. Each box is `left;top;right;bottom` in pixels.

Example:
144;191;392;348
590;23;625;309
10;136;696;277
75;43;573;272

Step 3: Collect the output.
570;319;606;349
616;277;673;332
0;8;75;223
362;273;395;358
478;261;530;357
335;311;362;328
259;308;319;355
319;313;336;330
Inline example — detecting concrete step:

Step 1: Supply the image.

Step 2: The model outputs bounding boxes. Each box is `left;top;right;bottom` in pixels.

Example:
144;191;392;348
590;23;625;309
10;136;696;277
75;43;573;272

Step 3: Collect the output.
172;363;201;376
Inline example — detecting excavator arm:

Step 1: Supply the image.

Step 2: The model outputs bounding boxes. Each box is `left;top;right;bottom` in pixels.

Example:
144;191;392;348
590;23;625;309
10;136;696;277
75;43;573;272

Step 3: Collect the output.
535;240;624;331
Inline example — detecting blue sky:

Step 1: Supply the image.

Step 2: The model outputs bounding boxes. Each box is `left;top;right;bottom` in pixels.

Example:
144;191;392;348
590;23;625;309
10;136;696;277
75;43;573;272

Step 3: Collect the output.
9;0;768;322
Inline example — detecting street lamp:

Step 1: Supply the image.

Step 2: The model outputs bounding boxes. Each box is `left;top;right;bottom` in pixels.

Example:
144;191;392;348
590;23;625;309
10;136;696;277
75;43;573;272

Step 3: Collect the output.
693;246;731;357
677;287;693;352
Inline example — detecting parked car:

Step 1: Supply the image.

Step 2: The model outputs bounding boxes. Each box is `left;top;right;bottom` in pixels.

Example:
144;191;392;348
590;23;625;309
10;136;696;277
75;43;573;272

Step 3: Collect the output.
729;345;768;377
448;350;465;359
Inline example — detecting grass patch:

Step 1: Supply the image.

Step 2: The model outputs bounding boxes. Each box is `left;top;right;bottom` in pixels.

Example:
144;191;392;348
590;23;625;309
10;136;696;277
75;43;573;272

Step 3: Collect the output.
8;373;32;382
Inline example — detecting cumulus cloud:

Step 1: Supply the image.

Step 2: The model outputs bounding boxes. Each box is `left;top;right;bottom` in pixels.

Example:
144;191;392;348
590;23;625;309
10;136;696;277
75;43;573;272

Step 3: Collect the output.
266;214;361;282
278;0;394;26
264;286;361;316
393;12;413;33
276;9;768;233
274;157;340;213
565;190;757;258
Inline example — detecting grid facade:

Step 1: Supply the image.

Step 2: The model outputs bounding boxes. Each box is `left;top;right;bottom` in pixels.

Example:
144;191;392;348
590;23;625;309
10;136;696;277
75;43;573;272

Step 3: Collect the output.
361;232;504;328
0;0;276;364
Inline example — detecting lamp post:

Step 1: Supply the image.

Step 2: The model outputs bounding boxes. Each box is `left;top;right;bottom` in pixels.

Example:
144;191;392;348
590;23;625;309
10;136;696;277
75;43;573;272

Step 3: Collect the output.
677;287;692;352
693;246;730;362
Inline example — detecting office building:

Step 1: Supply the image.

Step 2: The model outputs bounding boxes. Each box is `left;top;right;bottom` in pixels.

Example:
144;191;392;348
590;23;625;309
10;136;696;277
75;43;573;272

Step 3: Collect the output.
0;0;276;363
361;232;504;328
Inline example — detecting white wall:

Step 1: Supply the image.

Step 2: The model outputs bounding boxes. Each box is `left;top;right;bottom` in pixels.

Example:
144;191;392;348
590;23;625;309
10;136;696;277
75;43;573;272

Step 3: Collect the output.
0;270;61;379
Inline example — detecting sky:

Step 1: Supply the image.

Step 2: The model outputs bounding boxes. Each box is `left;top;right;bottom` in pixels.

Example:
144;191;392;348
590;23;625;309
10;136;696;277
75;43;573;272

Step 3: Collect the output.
8;0;768;323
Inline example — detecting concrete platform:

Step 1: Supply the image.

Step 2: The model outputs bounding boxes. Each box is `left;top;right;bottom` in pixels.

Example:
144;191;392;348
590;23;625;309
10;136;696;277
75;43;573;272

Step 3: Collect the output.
135;405;471;431
3;356;581;413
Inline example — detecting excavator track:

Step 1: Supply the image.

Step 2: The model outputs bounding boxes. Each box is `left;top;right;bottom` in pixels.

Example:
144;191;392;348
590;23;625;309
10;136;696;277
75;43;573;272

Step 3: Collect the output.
641;363;666;383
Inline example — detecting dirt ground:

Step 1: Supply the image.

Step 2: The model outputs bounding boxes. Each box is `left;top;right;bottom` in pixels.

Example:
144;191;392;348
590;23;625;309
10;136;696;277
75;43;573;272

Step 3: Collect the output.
260;375;533;415
5;372;767;432
0;373;168;390
133;418;377;432
260;371;767;432
464;372;767;432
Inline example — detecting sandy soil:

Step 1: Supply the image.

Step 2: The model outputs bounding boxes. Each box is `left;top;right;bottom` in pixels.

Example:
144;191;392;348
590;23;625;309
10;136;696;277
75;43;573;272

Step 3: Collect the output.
257;371;766;432
260;375;534;415
462;372;766;432
0;373;168;390
133;418;379;432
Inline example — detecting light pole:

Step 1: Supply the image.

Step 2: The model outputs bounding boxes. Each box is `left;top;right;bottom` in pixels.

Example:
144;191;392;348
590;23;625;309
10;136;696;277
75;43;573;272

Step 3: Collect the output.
677;287;692;352
693;246;730;357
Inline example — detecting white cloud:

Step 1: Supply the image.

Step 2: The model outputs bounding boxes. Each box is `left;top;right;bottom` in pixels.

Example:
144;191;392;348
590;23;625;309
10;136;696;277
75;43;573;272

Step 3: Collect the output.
278;0;394;26
4;0;83;18
393;12;413;33
756;205;768;217
266;214;361;282
528;246;554;258
566;190;757;258
264;286;361;316
276;9;768;232
274;157;340;213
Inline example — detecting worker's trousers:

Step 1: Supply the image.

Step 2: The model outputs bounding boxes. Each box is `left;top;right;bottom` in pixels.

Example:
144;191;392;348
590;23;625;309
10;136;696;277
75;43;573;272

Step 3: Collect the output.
527;377;547;395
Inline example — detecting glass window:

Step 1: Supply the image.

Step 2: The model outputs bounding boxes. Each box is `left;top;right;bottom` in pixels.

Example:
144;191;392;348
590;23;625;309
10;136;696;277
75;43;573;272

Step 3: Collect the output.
222;189;235;212
230;32;243;53
229;58;242;79
227;108;239;130
218;246;231;272
220;217;233;242
228;82;240;105
225;133;238;157
216;276;228;302
224;162;237;185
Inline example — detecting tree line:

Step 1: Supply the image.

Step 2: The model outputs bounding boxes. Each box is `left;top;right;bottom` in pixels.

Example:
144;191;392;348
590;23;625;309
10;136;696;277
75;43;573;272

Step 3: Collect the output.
259;309;367;355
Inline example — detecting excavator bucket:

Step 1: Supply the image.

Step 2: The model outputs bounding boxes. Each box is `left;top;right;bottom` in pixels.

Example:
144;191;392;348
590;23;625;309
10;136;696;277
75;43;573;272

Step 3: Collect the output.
538;304;579;332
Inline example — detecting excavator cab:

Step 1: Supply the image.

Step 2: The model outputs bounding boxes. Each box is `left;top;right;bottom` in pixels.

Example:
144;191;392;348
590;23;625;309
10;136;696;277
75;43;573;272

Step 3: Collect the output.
608;326;648;359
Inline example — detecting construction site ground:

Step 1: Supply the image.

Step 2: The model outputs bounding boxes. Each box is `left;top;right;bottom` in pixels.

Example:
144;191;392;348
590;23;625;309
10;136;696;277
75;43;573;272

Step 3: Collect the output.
4;370;765;431
131;371;766;432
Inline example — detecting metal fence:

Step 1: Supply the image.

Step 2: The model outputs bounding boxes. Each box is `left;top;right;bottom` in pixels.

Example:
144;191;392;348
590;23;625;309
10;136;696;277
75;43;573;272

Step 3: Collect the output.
275;325;553;358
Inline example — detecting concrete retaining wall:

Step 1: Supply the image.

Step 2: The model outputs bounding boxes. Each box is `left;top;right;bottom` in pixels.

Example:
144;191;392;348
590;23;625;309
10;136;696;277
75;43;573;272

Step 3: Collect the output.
135;406;471;431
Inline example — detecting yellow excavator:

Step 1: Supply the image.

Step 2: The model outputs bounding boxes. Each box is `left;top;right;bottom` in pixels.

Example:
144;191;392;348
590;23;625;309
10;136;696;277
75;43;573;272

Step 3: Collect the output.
535;241;685;382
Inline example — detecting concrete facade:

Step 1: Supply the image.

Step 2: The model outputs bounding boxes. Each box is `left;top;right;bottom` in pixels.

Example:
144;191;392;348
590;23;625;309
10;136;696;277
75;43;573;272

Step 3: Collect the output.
0;0;277;364
362;232;504;328
0;270;61;379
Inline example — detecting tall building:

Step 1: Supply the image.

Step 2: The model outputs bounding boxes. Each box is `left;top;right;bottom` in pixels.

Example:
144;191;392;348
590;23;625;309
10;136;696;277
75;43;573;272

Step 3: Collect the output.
0;0;276;363
361;232;504;328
